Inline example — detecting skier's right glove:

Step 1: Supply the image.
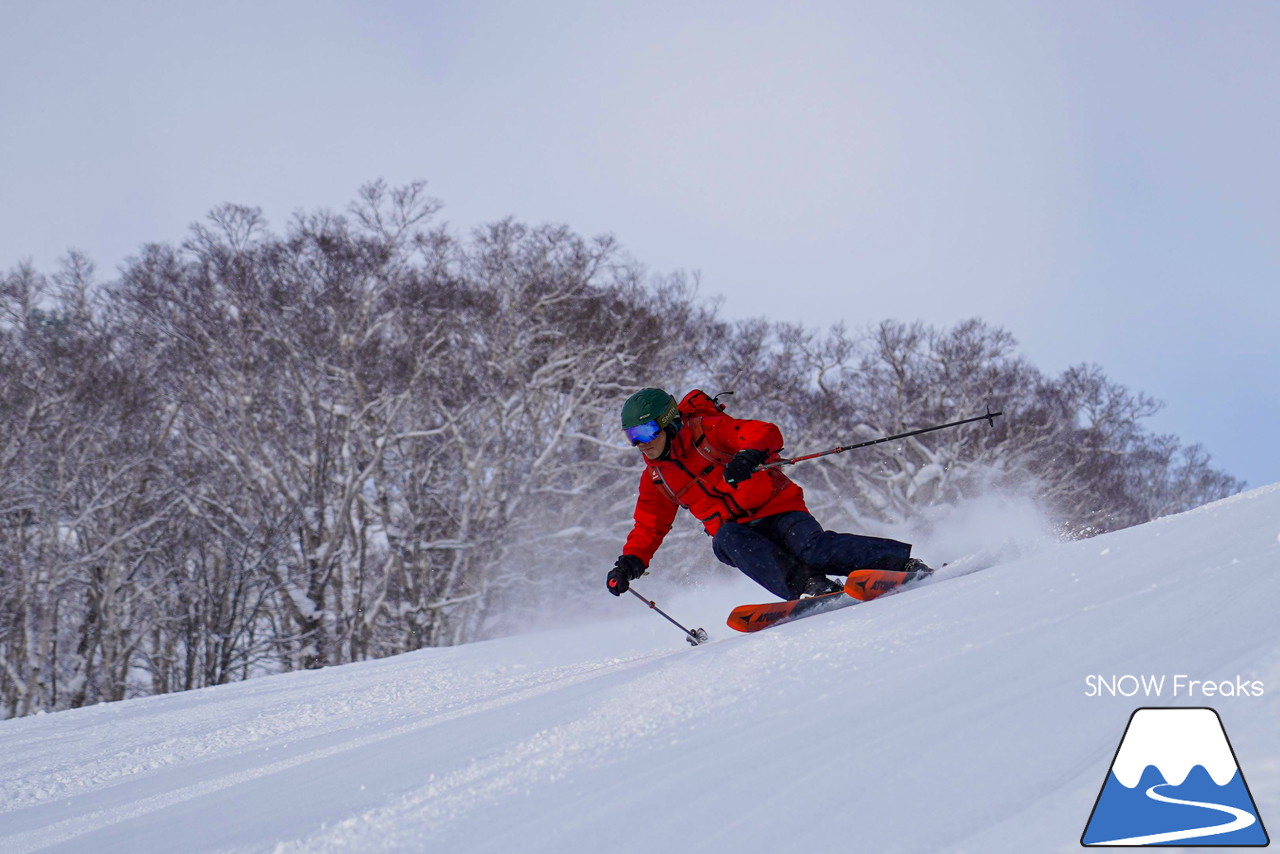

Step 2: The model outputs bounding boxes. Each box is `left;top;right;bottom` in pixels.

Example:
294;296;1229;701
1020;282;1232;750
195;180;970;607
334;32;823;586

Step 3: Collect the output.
607;554;646;596
724;448;768;488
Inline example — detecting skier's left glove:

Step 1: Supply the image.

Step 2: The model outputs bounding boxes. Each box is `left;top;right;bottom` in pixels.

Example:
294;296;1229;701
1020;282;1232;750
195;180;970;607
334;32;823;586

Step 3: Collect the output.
724;449;768;488
607;555;646;596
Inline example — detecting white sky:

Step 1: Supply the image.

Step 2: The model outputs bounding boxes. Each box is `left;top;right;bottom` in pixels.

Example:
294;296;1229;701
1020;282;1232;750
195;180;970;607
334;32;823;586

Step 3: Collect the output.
2;1;1277;487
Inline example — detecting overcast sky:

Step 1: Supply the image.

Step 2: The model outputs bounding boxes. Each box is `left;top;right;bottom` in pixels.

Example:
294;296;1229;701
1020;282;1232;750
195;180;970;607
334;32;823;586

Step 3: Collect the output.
3;1;1277;487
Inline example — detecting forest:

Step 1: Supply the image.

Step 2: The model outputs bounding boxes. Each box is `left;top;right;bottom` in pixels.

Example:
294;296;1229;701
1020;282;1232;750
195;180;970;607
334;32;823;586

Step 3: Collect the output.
0;182;1243;717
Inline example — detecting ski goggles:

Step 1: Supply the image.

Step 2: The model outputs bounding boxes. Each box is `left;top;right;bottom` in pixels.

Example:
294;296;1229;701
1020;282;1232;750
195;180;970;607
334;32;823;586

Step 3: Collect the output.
624;419;663;446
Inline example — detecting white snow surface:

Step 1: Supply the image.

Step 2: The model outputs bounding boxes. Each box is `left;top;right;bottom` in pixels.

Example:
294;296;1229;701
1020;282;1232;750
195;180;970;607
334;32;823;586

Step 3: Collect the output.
2;485;1278;853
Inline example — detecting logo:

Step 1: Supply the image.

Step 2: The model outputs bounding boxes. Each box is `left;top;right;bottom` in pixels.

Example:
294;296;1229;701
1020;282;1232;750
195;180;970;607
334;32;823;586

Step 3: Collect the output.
1082;708;1269;847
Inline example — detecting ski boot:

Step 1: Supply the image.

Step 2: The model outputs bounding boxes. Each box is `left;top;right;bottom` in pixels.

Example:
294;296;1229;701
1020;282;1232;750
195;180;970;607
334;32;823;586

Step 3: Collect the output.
901;557;934;579
799;574;844;599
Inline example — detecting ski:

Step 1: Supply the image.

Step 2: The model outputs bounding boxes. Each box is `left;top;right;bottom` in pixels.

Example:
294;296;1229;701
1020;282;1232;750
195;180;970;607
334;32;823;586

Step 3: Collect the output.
726;567;933;633
726;589;854;632
843;567;930;602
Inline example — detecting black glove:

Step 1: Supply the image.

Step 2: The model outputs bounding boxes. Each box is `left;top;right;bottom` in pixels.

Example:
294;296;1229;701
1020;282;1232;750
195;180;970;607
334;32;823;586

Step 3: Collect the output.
607;554;646;596
724;449;768;488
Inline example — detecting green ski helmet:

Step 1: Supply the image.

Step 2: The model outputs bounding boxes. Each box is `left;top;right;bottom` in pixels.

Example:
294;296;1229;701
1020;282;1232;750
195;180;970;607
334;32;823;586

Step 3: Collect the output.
621;388;680;445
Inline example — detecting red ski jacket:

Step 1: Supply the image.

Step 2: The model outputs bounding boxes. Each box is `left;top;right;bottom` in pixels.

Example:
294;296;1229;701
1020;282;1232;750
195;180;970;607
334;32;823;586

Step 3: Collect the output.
622;390;808;566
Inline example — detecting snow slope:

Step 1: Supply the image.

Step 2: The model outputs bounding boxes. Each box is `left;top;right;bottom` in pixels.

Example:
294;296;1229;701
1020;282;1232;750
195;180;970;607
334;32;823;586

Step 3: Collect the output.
1;485;1278;854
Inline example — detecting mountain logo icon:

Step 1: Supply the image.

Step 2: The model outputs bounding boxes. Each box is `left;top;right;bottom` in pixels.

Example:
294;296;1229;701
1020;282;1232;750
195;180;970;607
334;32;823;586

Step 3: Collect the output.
1081;707;1269;847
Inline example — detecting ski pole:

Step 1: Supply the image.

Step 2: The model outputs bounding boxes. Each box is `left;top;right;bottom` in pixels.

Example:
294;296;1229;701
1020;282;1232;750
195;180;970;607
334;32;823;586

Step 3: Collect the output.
761;404;1002;469
628;587;709;646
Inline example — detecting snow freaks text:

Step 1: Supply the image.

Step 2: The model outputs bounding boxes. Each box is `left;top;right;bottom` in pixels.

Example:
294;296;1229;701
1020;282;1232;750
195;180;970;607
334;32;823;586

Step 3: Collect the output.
1085;674;1265;699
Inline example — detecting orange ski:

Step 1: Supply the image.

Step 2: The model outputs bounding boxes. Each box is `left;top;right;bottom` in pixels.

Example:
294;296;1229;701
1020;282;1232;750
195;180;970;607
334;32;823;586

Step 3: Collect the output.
843;567;930;601
726;590;854;632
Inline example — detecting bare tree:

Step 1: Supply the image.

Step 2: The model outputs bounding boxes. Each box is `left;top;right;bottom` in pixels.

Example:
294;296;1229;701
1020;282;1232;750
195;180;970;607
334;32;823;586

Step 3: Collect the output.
0;186;1245;718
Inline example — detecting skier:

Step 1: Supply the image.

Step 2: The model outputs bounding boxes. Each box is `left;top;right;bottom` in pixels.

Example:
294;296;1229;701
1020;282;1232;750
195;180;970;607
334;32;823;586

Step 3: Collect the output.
606;388;932;601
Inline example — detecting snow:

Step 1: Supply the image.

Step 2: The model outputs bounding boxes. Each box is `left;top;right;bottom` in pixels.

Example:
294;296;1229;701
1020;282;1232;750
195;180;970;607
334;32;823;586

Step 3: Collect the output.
2;485;1278;853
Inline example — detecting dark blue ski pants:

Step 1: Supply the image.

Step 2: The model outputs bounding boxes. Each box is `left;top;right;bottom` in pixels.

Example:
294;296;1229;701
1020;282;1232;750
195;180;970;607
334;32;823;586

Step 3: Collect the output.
712;511;912;600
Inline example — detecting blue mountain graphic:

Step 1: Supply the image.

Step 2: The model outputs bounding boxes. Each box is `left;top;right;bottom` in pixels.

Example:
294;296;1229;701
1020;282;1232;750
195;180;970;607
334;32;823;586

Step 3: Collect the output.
1083;764;1269;846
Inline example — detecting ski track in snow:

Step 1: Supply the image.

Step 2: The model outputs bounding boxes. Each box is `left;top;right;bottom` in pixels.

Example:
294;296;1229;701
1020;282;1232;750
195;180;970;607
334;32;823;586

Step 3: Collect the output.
0;648;684;853
0;482;1277;853
4;662;648;850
